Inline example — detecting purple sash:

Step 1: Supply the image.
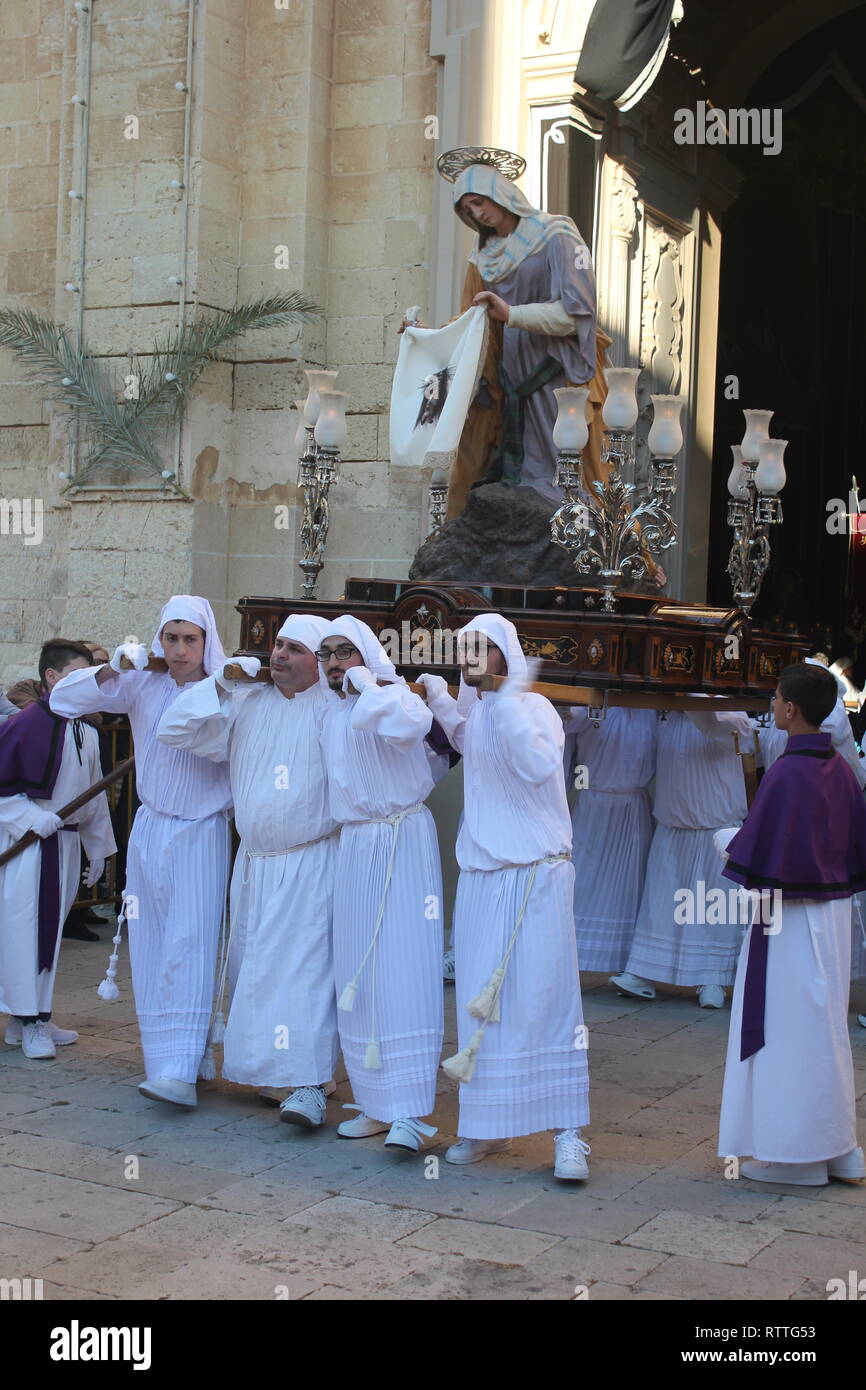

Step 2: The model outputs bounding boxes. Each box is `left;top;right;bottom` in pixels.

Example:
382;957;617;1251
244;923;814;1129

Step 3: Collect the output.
37;824;78;973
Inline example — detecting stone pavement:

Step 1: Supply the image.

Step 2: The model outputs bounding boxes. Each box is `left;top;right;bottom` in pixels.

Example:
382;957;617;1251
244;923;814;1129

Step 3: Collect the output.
0;926;864;1302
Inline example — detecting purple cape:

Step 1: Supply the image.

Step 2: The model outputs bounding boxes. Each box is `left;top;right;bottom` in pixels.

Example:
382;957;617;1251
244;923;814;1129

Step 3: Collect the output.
0;696;73;973
722;732;866;1059
0;695;64;797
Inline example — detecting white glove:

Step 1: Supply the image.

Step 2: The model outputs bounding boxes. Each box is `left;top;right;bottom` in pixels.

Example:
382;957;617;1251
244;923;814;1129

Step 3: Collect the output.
343;666;376;694
713;827;739;860
84;858;105;889
30;808;64;839
215;656;261;689
499;656;540;701
417;672;449;703
110;641;148;673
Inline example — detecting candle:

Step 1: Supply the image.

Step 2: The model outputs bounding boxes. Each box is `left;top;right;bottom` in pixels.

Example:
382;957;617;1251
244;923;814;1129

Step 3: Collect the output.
740;408;773;464
755;439;787;496
303;369;340;427
314;390;349;449
647;394;684;457
602;367;641;430
726;444;748;499
553;386;590;452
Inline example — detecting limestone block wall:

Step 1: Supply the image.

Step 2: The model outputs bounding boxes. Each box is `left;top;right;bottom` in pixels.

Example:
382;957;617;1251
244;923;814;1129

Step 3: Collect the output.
0;0;441;683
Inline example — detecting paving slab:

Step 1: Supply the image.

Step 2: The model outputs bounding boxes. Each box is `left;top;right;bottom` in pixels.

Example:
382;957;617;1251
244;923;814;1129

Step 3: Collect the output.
0;1167;180;1242
398;1216;561;1265
635;1253;807;1301
622;1209;779;1265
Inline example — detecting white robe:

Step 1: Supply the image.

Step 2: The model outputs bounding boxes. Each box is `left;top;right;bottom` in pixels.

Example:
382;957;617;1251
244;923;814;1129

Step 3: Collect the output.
0;720;115;1017
719;897;857;1162
431;685;589;1139
626;712;751;987
157;677;339;1087
564;707;656;972
322;683;444;1122
50;666;232;1083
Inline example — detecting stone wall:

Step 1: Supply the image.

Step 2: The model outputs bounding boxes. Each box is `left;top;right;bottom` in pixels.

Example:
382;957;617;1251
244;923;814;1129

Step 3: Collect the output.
0;0;439;683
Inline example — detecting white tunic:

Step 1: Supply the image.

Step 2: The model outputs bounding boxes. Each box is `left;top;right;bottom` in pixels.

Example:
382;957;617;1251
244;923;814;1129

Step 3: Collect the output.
0;720;115;1017
564;707;657;972
626;712;750;987
436;686;589;1139
719;897;857;1162
157;676;339;1086
50;666;232;1083
322;683;444;1122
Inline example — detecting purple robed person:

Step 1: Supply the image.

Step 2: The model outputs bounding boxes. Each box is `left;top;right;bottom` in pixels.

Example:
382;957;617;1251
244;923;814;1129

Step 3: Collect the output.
715;708;866;1185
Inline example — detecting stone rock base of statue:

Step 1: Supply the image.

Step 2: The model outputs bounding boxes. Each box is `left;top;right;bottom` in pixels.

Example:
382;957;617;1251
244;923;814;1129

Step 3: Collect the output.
409;481;609;588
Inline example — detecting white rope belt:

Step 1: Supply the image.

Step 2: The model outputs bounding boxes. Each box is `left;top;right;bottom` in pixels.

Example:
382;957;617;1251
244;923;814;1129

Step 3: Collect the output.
336;802;425;1071
442;852;569;1084
245;827;339;860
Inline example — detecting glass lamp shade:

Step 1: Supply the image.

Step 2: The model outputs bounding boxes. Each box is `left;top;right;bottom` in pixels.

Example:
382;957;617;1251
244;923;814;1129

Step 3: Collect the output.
303;369;340;427
647;395;684;456
740;409;773;464
602;367;641;430
755;439;787;496
552;387;590;452
314;390;349;449
726;445;748;499
293;400;307;454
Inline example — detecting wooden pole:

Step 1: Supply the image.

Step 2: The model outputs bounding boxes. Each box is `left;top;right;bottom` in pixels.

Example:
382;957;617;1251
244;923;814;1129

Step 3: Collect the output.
126;654;767;713
0;757;135;869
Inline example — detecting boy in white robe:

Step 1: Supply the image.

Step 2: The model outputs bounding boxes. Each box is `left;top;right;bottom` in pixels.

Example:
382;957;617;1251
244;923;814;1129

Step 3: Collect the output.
715;662;866;1185
50;596;232;1108
564;706;656;973
0;640;115;1059
157;614;340;1128
317;616;444;1153
418;614;590;1180
611;709;752;1008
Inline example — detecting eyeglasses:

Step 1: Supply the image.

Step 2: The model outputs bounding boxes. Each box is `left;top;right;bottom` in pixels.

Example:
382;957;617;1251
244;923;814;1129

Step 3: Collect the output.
315;644;359;663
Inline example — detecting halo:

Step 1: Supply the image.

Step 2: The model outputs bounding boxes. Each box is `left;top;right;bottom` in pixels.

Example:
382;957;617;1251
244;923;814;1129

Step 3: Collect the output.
436;147;527;184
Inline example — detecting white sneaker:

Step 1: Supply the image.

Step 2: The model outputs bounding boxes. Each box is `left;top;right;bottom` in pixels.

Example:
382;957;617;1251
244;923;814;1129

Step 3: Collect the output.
279;1085;327;1129
697;984;726;1009
442;949;456;983
385;1117;437;1152
828;1146;866;1180
554;1129;591;1180
609;972;655;999
138;1076;198;1108
740;1159;828;1186
21;1021;56;1060
6;1019;78;1047
259;1080;337;1105
445;1137;512;1165
337;1107;390;1139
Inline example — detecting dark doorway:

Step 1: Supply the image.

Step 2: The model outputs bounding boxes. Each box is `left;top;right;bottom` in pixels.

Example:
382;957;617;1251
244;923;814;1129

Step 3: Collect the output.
708;6;866;684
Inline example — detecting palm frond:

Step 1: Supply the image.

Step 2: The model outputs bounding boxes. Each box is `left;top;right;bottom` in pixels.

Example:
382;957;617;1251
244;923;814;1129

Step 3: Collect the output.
0;294;322;492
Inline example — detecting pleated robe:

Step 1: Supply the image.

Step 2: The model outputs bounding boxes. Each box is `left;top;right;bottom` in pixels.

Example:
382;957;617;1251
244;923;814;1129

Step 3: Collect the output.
0;720;115;1017
453;690;589;1139
157;677;340;1087
322;683;444;1122
51;666;232;1083
564;707;657;972
625;712;750;987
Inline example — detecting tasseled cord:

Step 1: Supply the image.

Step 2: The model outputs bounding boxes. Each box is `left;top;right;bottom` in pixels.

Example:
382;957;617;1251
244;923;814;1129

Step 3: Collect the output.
198;822;236;1081
97;897;127;1002
336;805;419;1070
442;861;541;1084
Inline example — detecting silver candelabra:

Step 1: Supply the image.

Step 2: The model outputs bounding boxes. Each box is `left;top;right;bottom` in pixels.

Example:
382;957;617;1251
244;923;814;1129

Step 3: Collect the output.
549;379;683;612
295;375;348;600
725;414;787;615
